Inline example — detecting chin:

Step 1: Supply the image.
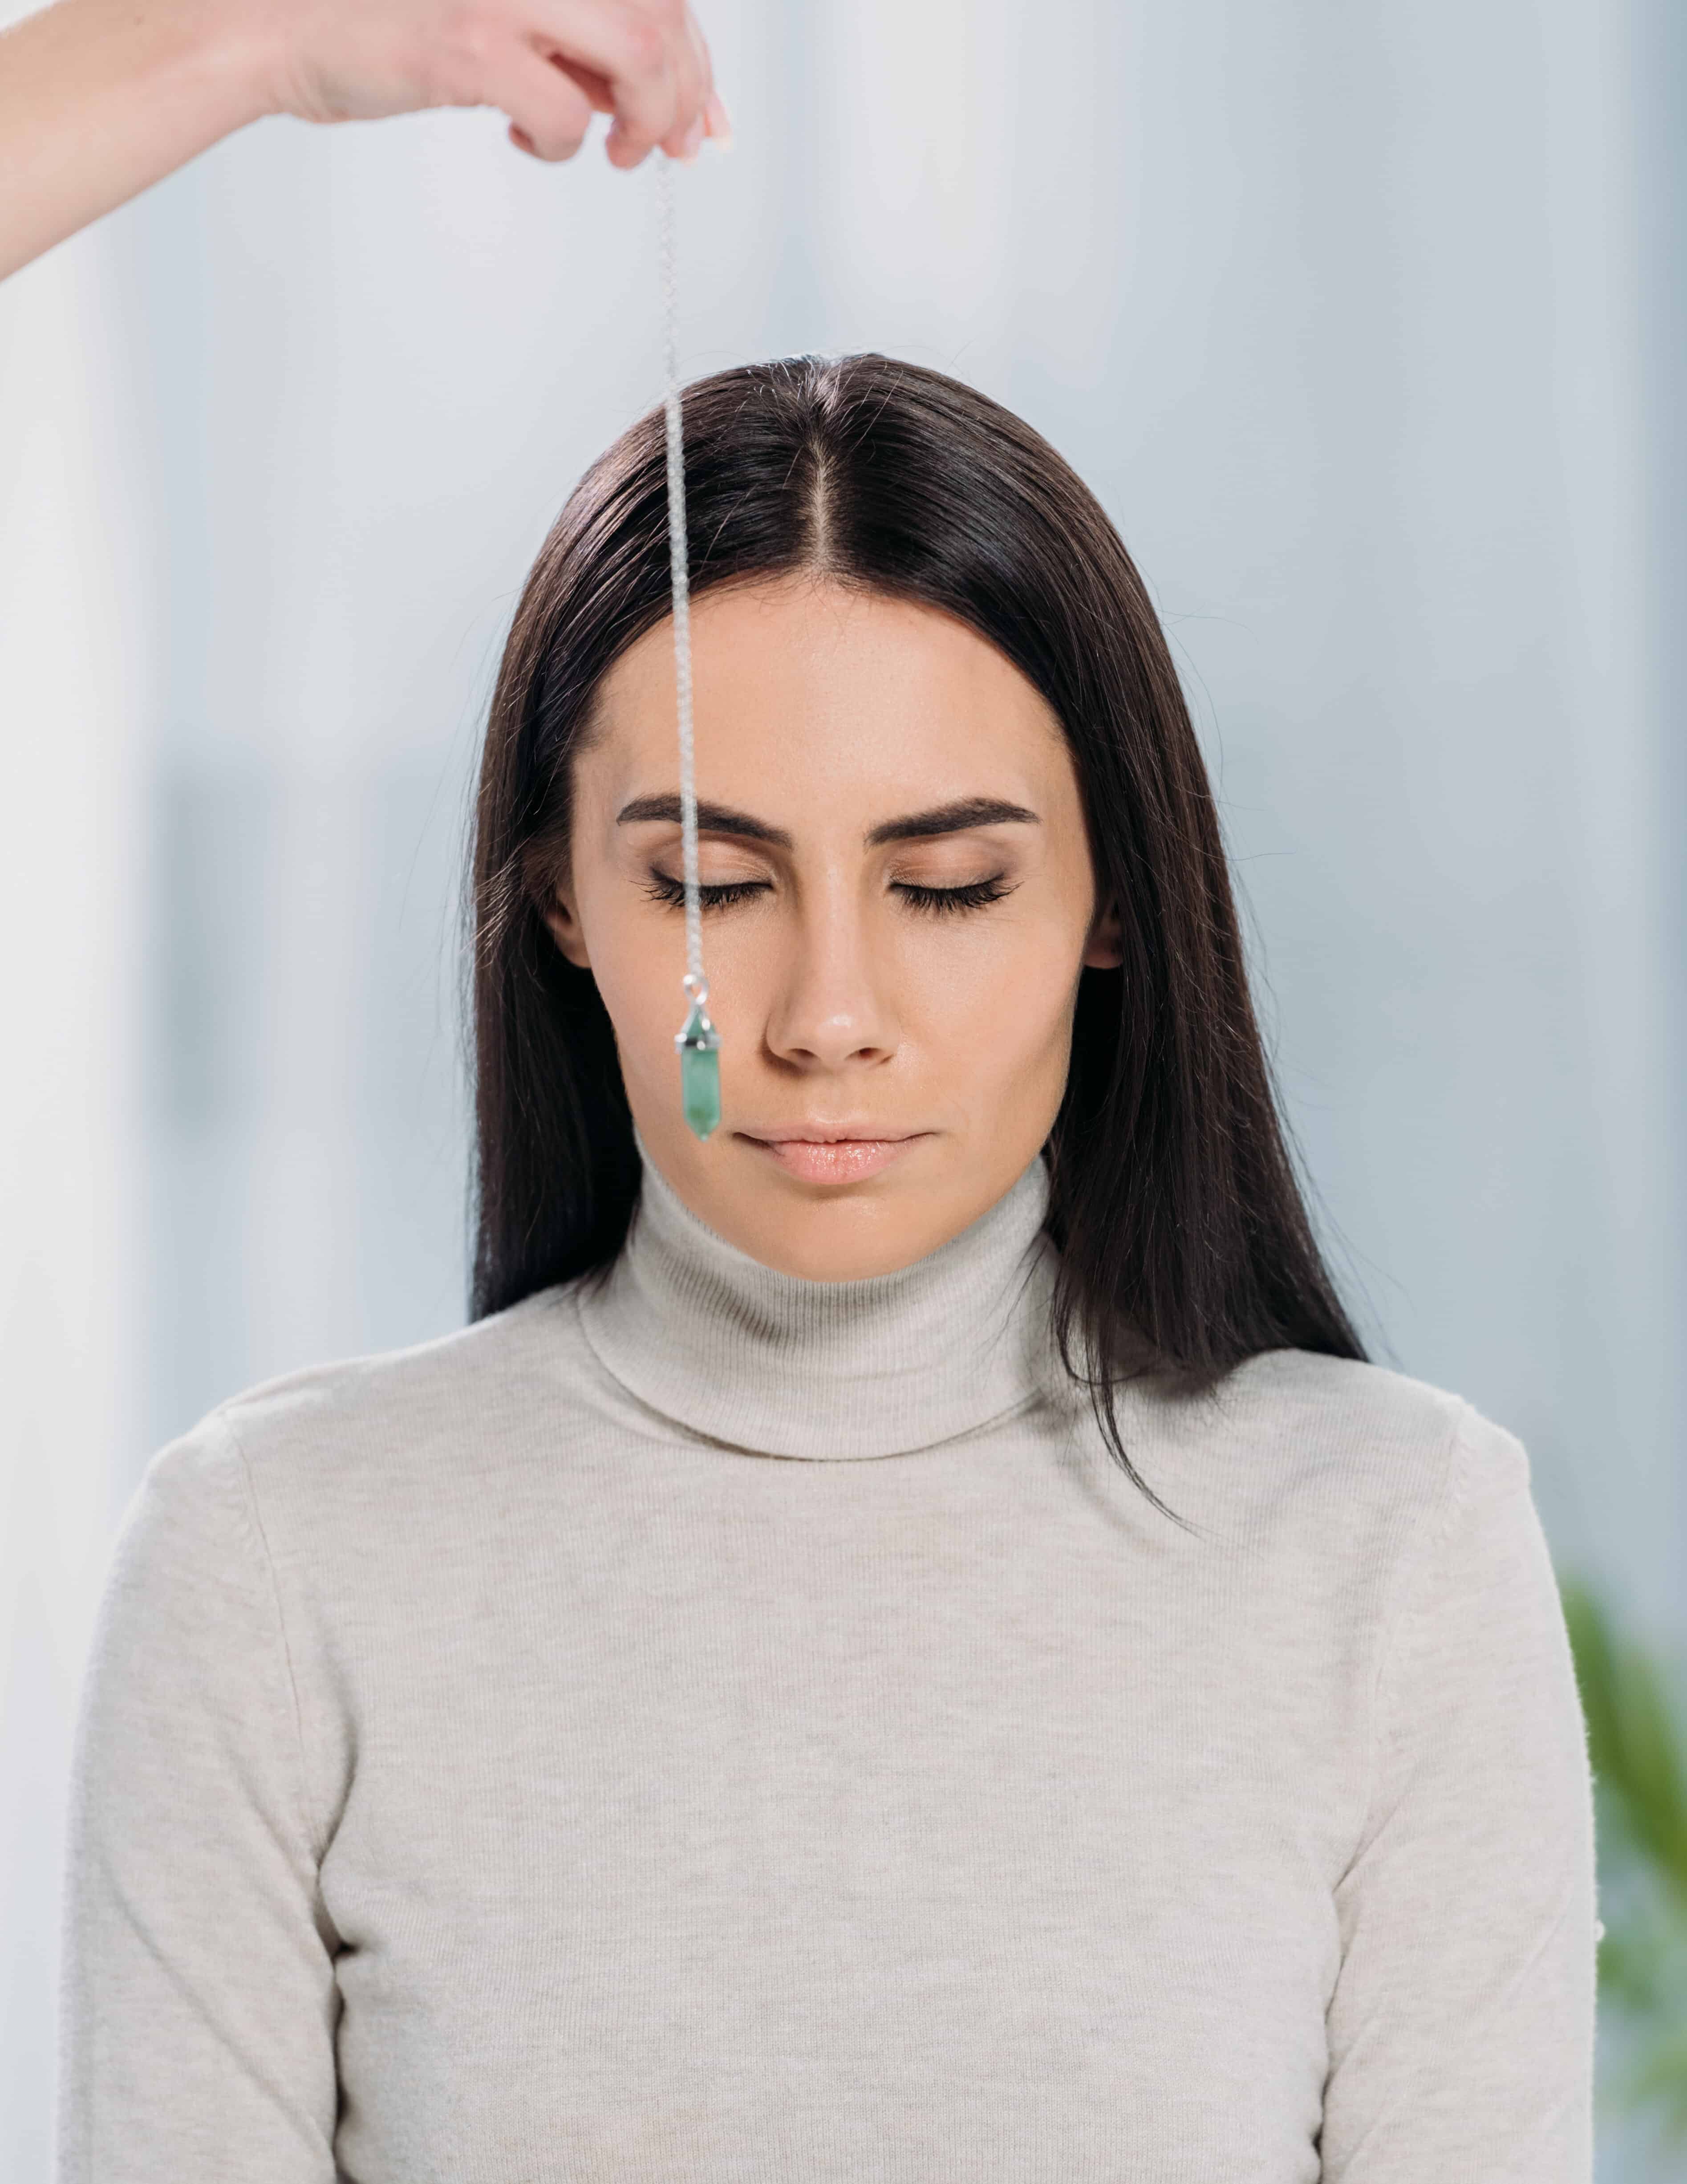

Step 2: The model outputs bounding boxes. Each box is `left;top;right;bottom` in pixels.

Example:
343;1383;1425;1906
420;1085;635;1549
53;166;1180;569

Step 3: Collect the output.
722;1159;956;1283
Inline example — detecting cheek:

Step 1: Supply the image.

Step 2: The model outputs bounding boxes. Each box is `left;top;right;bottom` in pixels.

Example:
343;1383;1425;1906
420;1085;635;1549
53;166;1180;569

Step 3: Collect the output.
905;907;1085;1070
572;892;681;1096
596;965;668;1089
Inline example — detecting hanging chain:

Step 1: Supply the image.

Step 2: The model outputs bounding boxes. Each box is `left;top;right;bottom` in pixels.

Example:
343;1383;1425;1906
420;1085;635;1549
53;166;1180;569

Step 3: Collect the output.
657;153;705;1006
659;154;721;1140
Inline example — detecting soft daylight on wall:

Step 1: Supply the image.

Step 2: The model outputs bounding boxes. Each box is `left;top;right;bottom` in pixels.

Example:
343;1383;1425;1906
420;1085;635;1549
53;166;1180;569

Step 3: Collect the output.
2;1;1683;2175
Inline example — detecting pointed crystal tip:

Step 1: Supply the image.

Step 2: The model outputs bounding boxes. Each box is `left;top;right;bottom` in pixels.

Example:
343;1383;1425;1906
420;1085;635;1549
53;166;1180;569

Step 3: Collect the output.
680;1039;721;1140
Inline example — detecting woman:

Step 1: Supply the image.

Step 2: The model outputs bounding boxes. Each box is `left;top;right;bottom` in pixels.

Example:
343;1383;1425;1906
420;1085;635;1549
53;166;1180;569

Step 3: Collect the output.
59;355;1597;2181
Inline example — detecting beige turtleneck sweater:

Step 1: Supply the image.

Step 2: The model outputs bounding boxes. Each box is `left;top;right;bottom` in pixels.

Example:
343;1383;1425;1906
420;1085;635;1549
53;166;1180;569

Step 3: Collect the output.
57;1137;1597;2181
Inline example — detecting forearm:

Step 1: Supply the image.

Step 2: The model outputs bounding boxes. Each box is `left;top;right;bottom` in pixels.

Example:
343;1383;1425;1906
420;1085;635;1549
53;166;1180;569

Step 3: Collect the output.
0;0;276;281
0;0;724;284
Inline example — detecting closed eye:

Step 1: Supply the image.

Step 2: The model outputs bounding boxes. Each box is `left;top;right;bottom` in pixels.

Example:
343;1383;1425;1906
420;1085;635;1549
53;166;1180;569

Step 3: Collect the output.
892;877;1016;915
642;870;1016;917
641;871;771;912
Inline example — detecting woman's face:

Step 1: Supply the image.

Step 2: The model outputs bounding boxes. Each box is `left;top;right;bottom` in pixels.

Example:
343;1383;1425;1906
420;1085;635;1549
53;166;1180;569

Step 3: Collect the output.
543;574;1122;1279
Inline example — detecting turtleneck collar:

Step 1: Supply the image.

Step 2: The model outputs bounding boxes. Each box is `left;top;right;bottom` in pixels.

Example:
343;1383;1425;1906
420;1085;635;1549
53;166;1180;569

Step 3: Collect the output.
574;1128;1061;1459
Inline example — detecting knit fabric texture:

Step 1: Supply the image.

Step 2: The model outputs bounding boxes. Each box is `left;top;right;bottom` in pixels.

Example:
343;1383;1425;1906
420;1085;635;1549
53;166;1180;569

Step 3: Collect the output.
57;1135;1597;2182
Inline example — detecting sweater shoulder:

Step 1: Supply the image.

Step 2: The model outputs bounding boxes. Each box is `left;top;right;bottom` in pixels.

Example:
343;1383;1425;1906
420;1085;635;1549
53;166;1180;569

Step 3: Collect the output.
167;1280;607;1503
1210;1345;1470;1452
1128;1346;1525;1557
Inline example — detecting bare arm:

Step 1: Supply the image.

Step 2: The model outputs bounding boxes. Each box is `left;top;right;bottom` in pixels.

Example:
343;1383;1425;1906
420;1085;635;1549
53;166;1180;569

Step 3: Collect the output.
0;0;727;282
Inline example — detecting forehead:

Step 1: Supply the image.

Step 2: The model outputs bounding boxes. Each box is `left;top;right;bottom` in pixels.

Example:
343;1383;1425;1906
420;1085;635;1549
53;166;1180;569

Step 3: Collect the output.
588;576;1071;802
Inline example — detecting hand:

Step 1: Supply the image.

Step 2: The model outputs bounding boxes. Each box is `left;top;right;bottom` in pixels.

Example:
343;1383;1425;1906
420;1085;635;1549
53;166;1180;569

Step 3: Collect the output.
0;0;731;284
251;0;728;165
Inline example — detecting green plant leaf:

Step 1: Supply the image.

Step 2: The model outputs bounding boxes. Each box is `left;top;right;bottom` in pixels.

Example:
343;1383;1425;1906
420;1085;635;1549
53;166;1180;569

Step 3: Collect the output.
1561;1575;1687;1910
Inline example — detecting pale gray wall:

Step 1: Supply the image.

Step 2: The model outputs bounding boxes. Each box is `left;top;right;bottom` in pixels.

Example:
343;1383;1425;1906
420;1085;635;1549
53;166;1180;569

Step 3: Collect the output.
125;0;1682;1623
2;2;1679;2176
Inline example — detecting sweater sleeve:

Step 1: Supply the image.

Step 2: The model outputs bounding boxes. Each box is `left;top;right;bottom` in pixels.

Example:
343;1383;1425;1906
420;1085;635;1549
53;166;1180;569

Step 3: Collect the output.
1318;1399;1598;2181
56;1414;340;2183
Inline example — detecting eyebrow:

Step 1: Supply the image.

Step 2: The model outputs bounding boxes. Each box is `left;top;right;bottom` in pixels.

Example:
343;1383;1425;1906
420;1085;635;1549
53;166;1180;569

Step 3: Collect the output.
616;795;794;847
868;796;1041;846
615;794;1040;850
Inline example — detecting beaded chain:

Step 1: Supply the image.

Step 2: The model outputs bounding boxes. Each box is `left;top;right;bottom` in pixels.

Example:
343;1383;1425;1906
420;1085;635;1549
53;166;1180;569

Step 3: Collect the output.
657;153;721;1139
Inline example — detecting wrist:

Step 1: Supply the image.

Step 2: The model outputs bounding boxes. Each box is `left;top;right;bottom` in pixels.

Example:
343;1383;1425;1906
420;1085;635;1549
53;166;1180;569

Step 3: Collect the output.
123;0;286;138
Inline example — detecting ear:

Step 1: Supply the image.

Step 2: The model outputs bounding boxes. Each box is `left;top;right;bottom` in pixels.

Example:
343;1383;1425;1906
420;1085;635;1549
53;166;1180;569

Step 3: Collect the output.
537;874;592;971
1082;893;1124;971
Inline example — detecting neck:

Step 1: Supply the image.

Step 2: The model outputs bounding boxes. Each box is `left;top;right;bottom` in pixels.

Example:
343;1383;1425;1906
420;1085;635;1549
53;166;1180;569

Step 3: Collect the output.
575;1131;1062;1459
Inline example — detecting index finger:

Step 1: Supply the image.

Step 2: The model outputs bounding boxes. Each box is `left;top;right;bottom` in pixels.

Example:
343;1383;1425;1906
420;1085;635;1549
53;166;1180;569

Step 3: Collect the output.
529;0;695;168
647;4;712;161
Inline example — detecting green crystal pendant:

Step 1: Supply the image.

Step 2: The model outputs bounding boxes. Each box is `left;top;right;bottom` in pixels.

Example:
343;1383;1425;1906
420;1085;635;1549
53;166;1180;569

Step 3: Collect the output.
676;999;722;1141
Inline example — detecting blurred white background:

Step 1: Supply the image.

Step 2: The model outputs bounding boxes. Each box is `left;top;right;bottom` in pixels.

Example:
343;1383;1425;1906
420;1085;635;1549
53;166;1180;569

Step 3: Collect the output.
3;0;1682;2174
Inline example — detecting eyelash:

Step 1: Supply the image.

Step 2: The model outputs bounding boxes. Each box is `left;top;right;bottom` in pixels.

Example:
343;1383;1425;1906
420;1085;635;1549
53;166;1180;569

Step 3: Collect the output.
897;877;1014;916
641;872;1014;917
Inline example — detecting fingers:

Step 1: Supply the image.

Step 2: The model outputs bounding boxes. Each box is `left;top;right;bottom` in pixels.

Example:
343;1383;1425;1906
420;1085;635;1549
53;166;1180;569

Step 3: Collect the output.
480;40;596;161
526;0;710;169
637;7;732;162
253;0;730;163
648;3;708;162
479;2;731;171
667;8;732;156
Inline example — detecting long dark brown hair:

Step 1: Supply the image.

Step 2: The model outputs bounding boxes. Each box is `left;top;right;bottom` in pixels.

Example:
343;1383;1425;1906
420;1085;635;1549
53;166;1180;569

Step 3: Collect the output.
470;353;1366;1522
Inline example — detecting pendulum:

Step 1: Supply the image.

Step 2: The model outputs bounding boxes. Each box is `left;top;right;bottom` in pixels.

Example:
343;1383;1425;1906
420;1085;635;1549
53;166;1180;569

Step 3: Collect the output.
676;976;720;1140
657;153;721;1141
658;160;720;1140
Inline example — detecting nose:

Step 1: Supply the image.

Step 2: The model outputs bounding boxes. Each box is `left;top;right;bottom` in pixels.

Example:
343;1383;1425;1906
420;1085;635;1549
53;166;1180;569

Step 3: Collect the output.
762;883;899;1073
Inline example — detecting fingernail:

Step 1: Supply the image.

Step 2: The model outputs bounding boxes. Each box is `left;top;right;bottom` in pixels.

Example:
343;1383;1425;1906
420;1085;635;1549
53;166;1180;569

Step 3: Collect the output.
704;92;734;150
677;113;705;163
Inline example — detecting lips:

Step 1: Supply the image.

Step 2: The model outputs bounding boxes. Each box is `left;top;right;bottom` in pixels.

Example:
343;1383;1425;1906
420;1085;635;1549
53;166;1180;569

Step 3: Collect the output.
738;1130;928;1185
746;1126;918;1145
